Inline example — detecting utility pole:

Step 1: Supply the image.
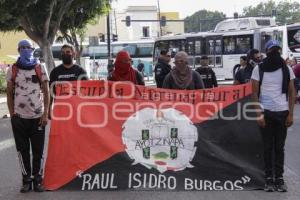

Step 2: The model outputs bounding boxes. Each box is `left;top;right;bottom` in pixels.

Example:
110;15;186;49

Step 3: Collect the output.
107;12;111;61
114;8;118;36
157;0;162;36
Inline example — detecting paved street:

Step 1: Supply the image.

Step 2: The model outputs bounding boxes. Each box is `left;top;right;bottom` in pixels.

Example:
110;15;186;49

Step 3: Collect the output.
0;102;300;200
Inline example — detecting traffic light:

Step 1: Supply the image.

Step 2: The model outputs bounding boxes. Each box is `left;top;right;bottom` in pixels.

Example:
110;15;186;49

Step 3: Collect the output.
112;34;118;41
99;33;105;42
160;16;166;27
126;16;131;27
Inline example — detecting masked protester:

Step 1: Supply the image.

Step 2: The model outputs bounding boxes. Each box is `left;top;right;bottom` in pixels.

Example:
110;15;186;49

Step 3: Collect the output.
108;50;145;85
162;51;205;90
251;40;296;192
195;55;218;88
49;44;88;118
234;49;261;85
6;39;50;192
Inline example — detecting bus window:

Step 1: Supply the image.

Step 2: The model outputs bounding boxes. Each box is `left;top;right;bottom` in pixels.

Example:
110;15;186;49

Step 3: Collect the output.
223;37;236;54
112;44;137;57
169;40;186;56
236;36;252;54
187;40;194;56
273;30;283;45
137;43;153;57
261;32;272;53
215;39;222;54
123;45;137;57
195;40;203;55
207;39;215;55
88;45;108;59
288;28;300;53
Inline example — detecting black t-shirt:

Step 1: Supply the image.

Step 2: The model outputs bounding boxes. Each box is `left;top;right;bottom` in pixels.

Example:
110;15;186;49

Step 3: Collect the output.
195;67;218;88
234;66;253;84
49;64;88;86
154;59;171;88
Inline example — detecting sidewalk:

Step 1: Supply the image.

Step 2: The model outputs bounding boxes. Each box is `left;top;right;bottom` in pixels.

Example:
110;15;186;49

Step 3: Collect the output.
0;97;8;118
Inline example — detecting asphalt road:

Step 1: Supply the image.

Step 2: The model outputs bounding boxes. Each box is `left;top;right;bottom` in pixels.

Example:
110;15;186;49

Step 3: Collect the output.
0;104;300;200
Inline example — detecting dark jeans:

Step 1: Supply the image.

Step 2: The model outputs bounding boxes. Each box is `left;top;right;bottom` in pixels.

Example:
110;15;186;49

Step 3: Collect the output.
260;110;289;179
11;115;45;183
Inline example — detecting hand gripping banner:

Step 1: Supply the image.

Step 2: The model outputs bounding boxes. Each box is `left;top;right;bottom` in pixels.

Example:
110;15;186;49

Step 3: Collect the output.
44;81;264;191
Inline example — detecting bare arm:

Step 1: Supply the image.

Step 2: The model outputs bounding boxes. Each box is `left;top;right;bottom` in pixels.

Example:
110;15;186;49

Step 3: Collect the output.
6;81;14;116
286;79;296;127
251;79;265;127
40;81;50;126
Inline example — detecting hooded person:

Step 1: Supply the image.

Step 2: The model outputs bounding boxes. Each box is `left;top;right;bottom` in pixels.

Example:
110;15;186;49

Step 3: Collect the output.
16;39;39;69
108;50;145;85
251;40;296;192
162;51;204;90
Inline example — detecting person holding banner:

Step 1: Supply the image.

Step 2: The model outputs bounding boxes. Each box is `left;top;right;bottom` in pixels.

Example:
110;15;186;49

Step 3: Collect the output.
49;44;88;118
251;40;295;192
162;51;204;90
108;50;145;85
6;39;50;193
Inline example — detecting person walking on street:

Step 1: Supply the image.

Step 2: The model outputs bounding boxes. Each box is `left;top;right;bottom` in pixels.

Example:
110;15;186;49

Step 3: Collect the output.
154;49;171;88
6;39;50;193
251;40;296;192
195;55;218;88
163;51;204;90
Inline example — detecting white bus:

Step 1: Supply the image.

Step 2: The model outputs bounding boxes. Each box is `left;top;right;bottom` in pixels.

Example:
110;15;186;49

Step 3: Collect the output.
88;40;154;79
153;17;300;80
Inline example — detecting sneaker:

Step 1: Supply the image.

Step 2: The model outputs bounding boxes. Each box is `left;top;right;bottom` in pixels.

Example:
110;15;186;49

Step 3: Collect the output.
33;182;45;192
275;177;288;192
264;177;275;192
20;178;32;193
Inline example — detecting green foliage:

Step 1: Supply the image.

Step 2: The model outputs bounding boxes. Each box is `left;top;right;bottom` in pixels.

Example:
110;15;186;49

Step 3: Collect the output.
184;10;226;32
58;0;110;58
0;0;110;71
0;71;7;93
242;0;300;25
0;0;34;31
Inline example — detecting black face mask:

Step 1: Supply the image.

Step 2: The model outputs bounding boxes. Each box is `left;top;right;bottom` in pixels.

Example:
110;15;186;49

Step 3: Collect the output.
61;54;73;65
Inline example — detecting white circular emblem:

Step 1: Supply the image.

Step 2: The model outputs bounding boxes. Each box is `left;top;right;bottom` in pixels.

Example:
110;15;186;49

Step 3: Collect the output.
122;108;198;173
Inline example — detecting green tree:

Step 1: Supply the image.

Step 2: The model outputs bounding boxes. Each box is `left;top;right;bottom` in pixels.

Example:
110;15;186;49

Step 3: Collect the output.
0;0;110;72
242;0;300;25
184;10;226;32
0;0;75;72
57;0;110;64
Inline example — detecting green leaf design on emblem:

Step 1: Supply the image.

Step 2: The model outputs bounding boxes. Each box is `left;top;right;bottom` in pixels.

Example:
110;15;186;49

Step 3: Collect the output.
153;152;169;160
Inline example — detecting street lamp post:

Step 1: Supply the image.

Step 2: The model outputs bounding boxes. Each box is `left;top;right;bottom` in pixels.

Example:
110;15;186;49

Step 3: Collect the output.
157;0;162;36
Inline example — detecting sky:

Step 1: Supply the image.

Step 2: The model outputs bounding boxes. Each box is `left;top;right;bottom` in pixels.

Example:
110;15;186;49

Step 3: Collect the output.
112;0;283;18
